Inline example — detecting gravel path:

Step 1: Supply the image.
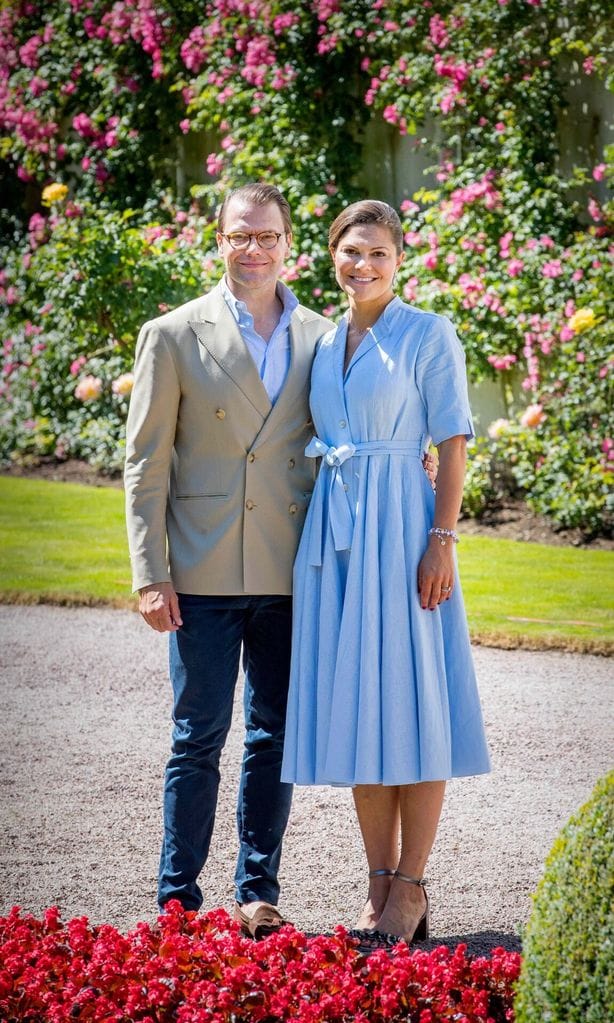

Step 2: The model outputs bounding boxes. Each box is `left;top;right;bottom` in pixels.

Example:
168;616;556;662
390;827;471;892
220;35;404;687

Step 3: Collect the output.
1;604;612;955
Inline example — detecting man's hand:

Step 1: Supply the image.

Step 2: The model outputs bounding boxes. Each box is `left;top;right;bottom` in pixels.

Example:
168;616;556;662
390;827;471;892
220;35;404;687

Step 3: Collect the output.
139;582;183;633
423;451;438;490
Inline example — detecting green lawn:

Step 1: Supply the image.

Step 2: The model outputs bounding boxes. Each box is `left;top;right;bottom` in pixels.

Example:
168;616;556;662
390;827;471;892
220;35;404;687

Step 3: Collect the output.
458;536;612;654
0;475;133;606
1;475;612;653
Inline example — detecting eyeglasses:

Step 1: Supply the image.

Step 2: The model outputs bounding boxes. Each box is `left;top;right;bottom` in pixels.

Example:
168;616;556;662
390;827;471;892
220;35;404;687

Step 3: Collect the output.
220;231;284;250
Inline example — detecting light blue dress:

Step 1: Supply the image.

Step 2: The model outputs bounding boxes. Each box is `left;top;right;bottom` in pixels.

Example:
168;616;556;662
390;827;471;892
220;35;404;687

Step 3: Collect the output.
281;297;491;786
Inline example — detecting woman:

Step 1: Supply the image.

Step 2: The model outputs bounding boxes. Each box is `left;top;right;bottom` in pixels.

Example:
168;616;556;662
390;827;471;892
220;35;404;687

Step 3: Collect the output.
281;200;491;950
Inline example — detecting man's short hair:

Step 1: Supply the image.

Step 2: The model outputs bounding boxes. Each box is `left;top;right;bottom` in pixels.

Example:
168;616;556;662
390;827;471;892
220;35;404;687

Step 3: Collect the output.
218;183;292;235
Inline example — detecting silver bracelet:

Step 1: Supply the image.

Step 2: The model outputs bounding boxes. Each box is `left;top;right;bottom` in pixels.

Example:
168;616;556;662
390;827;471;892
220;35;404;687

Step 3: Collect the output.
428;526;459;545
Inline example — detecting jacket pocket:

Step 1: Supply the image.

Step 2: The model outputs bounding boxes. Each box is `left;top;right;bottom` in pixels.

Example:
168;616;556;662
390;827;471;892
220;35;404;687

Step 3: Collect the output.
175;494;229;500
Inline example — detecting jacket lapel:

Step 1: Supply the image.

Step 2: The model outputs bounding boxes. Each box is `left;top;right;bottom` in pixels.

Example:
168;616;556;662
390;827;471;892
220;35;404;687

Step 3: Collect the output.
188;286;272;420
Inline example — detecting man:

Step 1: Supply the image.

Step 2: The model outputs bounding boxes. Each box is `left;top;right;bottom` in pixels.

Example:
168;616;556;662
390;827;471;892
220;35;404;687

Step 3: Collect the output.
124;183;332;937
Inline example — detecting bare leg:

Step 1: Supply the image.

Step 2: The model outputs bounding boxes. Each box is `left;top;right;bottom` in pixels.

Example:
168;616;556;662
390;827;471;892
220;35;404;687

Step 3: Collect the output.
375;780;446;940
352;784;400;928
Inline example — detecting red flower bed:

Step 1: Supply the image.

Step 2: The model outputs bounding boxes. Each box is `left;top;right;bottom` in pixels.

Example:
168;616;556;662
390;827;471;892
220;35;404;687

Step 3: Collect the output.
0;901;520;1022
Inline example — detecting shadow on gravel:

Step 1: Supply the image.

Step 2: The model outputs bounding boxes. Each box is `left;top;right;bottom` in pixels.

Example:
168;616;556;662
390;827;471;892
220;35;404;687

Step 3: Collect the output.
306;930;522;956
420;930;522;955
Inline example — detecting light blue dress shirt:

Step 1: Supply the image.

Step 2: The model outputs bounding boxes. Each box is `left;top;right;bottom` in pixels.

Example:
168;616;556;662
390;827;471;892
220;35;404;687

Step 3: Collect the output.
221;276;299;404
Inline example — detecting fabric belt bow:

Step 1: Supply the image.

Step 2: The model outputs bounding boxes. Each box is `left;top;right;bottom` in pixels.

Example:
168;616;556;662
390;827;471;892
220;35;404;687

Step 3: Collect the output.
304;437;356;564
304;434;425;567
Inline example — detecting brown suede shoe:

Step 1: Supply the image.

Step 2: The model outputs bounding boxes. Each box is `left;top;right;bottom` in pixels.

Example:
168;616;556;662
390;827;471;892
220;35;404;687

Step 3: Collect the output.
233;900;288;939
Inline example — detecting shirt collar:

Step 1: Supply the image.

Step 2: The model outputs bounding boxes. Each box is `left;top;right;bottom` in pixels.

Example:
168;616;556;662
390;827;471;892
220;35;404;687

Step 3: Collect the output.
221;275;299;328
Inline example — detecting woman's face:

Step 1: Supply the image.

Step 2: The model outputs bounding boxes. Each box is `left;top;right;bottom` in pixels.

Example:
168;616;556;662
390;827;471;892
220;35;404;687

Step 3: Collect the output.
330;223;404;307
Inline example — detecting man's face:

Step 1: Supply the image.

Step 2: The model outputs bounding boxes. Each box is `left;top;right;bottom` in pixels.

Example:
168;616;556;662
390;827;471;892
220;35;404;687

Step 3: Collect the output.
217;198;291;298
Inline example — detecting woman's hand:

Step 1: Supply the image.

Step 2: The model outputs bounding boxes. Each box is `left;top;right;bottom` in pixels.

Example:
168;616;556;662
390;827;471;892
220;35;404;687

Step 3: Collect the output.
418;538;454;609
417;435;466;610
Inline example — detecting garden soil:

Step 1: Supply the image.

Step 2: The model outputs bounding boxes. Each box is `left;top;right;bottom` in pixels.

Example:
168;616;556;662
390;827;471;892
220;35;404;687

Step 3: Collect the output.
1;603;612;957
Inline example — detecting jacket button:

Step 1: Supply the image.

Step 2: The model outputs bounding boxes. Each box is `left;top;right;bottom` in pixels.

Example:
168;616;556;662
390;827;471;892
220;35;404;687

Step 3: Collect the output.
289;503;298;514
288;458;295;469
215;408;226;420
247;453;256;462
245;499;255;510
339;419;347;428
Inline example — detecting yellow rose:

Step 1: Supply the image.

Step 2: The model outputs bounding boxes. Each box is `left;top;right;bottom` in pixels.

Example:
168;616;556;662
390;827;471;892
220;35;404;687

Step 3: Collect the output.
41;182;69;205
567;308;596;334
488;418;510;439
75;375;102;401
112;372;134;396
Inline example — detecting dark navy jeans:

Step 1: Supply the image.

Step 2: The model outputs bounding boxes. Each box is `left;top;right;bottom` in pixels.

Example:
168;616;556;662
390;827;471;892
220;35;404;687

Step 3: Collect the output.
158;593;294;911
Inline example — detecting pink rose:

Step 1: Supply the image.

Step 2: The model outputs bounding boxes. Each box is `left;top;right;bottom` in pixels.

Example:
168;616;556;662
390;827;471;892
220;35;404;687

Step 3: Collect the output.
541;260;563;278
75;374;102;401
520;404;545;428
70;356;87;376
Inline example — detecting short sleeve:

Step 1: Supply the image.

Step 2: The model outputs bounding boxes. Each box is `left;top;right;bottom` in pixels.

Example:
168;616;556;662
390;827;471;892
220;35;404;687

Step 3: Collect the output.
415;315;474;445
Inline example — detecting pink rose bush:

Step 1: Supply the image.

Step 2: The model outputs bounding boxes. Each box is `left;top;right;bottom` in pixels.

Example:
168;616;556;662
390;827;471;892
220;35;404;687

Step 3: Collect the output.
0;902;521;1023
0;0;611;533
0;198;217;472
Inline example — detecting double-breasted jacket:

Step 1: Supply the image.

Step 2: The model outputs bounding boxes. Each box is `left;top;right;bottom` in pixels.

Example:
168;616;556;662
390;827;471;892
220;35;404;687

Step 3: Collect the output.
124;282;332;594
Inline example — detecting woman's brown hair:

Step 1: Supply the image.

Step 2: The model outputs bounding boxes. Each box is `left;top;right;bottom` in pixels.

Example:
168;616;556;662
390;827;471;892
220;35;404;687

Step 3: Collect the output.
328;200;404;254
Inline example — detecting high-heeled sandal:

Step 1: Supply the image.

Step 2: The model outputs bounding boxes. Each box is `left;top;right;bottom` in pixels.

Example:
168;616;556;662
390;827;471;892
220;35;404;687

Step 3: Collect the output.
348;868;395;940
392;871;430;941
353;872;430;953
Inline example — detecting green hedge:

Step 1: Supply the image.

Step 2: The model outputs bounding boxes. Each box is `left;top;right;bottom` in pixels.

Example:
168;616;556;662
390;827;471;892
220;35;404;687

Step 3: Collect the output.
515;771;614;1022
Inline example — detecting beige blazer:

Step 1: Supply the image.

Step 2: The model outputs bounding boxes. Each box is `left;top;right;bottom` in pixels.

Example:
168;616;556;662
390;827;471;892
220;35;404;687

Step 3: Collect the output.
124;282;333;595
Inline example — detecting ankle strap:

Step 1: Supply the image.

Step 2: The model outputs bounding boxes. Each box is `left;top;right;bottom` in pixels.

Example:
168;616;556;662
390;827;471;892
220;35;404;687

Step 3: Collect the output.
394;871;427;887
369;868;395;878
